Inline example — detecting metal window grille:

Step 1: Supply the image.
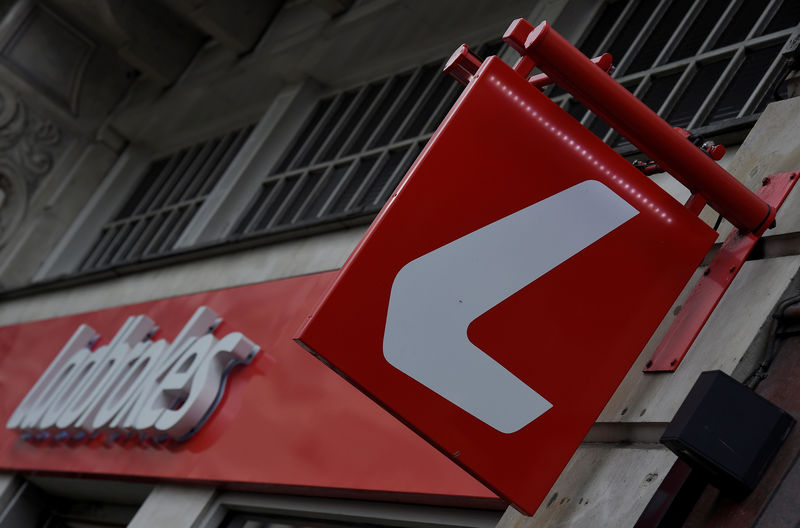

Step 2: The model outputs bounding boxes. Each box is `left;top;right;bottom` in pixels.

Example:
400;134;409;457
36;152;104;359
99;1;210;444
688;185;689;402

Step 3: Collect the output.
230;42;504;239
78;125;254;272
220;512;387;528
210;494;502;528
71;2;800;275
550;0;800;151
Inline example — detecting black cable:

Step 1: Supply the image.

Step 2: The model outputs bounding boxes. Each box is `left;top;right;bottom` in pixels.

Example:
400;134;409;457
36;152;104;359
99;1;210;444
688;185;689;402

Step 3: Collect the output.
771;23;800;101
770;59;794;102
744;293;800;389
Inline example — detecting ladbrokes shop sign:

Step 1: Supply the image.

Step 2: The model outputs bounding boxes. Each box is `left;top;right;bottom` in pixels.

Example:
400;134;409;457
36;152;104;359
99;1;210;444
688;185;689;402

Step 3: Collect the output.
7;306;259;442
0;273;494;506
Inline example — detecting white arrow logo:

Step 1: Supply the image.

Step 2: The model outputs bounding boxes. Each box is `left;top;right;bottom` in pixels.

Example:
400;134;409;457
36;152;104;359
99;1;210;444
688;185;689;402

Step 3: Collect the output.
383;180;638;433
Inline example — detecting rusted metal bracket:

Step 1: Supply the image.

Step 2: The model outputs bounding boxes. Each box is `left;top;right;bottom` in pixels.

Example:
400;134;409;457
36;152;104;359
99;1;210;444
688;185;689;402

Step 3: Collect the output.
644;171;800;372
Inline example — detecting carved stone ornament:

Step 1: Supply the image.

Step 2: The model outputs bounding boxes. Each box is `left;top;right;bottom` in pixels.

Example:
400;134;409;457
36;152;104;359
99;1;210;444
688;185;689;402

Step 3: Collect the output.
0;163;26;248
0;83;62;247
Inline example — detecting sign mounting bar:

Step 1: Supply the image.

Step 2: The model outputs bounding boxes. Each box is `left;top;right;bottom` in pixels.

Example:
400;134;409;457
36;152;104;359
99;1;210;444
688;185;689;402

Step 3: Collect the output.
501;19;774;235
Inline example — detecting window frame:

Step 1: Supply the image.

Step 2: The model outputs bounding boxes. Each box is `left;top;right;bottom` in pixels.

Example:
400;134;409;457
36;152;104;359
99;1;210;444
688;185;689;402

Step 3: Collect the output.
34;147;152;280
33;0;798;284
548;0;799;152
225;57;468;243
34;113;272;281
197;492;503;528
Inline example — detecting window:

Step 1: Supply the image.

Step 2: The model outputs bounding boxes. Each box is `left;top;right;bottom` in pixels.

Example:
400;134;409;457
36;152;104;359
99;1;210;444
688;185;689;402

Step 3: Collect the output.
78;125;254;273
199;492;502;528
230;43;503;240
550;0;800;150
44;0;800;280
0;477;149;528
220;513;387;528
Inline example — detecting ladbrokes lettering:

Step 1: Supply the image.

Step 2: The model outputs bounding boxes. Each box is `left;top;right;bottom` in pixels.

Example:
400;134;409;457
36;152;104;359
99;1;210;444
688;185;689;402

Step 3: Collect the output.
6;306;259;443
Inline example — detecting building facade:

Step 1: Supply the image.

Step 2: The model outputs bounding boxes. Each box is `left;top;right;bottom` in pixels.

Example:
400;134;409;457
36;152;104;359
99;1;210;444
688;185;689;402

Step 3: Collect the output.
0;0;799;526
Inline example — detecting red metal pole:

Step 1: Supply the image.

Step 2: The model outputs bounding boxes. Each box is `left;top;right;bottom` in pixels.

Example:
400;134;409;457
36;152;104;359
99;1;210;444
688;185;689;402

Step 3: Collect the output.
528;53;613;89
507;20;773;234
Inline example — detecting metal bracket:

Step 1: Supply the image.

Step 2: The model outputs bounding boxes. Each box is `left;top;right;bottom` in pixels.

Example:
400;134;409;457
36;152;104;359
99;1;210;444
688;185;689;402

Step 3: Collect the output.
644;171;800;372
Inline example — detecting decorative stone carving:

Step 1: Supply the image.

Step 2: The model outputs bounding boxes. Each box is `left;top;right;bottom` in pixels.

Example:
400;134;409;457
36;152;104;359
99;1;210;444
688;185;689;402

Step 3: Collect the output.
0;83;62;247
0;164;26;248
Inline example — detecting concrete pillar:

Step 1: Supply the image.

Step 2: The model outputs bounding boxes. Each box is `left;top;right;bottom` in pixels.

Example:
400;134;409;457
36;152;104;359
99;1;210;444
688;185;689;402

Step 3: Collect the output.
0;473;22;513
128;484;216;528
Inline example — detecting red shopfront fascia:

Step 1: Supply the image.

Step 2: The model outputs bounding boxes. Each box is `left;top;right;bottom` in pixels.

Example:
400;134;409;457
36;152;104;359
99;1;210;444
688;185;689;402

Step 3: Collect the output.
0;273;498;507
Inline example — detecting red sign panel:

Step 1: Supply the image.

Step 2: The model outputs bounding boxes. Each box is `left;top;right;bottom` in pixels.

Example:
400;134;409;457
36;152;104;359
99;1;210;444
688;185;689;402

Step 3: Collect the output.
296;57;717;514
0;273;495;505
